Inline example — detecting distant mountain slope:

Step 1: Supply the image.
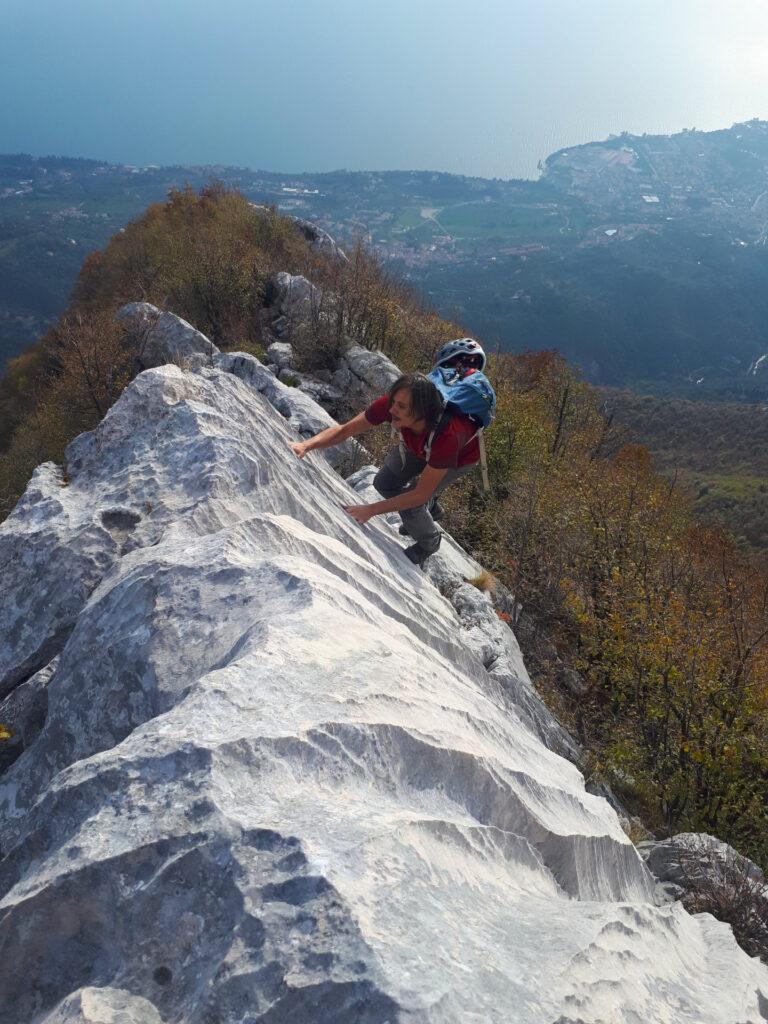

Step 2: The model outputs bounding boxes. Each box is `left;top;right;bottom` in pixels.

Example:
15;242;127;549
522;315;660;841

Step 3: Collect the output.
0;155;223;362
544;119;768;231
415;224;768;394
4;122;768;395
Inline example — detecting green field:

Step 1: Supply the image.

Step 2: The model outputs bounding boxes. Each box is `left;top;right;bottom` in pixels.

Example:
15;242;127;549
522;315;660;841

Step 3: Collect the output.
390;200;584;244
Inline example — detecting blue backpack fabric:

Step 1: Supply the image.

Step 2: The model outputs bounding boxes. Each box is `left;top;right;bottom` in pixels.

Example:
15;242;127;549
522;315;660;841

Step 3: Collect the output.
427;366;496;429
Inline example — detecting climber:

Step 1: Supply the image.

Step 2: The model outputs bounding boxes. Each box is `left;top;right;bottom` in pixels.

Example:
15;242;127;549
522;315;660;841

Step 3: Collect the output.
290;339;492;568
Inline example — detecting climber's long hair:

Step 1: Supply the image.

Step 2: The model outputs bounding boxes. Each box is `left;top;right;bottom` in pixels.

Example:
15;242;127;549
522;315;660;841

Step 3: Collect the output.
387;374;443;430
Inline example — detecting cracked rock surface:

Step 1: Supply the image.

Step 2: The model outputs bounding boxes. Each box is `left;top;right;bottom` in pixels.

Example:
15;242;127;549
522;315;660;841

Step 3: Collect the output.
2;360;768;1023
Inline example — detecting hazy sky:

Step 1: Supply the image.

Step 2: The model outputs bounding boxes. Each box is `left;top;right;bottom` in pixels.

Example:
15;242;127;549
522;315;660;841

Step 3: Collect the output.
3;0;768;179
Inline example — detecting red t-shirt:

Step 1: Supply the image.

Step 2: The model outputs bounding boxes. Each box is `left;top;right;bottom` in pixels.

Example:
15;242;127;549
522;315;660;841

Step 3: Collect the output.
365;395;481;468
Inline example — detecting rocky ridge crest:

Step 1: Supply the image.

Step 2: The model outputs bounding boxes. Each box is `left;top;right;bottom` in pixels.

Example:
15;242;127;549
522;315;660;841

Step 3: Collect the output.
1;309;767;1022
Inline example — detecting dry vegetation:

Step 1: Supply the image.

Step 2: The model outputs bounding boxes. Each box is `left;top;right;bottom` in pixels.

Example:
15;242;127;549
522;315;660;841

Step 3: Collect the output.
604;388;768;555
0;183;454;516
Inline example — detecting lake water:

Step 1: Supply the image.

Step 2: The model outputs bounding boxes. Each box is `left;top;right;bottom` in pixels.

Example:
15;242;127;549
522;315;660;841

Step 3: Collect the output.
2;0;768;181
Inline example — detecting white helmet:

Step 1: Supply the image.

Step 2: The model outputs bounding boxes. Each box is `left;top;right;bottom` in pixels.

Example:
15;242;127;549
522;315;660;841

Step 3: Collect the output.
434;337;486;372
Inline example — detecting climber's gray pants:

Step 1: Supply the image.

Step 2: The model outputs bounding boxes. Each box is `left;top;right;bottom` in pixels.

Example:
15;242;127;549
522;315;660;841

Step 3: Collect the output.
373;445;475;553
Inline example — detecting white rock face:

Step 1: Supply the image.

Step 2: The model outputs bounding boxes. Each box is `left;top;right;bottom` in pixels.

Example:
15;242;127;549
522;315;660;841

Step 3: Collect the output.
339;343;401;401
1;362;768;1023
273;271;320;321
115;300;162;334
115;304;220;369
215;351;365;473
41;987;165;1024
265;341;294;370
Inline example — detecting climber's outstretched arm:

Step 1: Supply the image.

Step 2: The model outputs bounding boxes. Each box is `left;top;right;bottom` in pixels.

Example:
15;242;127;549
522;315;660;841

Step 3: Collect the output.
290;411;373;459
343;466;448;525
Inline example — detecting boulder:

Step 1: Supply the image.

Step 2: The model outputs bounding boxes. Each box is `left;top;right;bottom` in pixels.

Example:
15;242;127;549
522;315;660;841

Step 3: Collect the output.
273;271;320;324
277;366;344;408
339;343;401;401
265;341;294;370
114;301;162;334
41;987;164;1023
638;832;766;888
137;310;219;369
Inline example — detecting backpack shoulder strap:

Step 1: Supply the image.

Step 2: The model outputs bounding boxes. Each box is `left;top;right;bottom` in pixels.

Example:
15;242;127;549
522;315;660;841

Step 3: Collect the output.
425;408;485;464
424;409;451;464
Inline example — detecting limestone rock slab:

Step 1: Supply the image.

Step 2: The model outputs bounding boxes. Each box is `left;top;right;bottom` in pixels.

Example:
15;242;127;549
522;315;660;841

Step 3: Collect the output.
1;364;768;1024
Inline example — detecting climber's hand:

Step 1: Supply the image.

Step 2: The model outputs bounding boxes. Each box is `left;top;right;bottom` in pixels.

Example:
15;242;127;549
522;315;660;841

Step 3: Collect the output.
290;441;311;459
343;504;375;525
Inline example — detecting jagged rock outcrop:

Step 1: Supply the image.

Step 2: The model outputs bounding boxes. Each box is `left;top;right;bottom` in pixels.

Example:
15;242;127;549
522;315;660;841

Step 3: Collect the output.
2;337;768;1022
115;300;162;335
290;217;348;264
265;341;294;371
267;272;321;340
332;343;401;402
261;271;400;407
117;302;219;369
640;833;767;904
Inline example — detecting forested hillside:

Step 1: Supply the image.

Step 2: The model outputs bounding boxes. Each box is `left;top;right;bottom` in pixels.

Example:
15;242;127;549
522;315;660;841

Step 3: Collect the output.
605;389;768;554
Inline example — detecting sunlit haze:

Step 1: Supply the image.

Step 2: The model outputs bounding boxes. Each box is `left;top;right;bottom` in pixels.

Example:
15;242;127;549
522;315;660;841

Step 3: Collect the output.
3;0;768;177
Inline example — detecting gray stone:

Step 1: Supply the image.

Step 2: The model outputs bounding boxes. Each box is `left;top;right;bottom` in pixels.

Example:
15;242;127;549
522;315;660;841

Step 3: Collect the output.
557;664;588;697
639;833;766;888
138;310;219;369
655;881;686;905
0;462;122;699
277;367;344;407
0;657;57;772
41;987;164;1024
277;366;300;385
273;271;320;321
340;343;401;401
291;217;348;263
331;364;353;391
269;313;291;338
2;358;768;1023
265;341;294;370
115;301;162;335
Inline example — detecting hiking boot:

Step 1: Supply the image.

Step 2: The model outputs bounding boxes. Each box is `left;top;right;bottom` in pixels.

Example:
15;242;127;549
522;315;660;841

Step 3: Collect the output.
404;543;432;569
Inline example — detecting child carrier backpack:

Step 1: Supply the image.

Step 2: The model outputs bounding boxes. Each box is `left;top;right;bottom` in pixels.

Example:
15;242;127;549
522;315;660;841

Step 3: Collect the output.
427;366;496;428
424;366;496;467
